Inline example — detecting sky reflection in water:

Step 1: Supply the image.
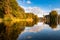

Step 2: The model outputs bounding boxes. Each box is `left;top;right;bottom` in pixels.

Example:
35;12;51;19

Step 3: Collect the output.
17;22;60;40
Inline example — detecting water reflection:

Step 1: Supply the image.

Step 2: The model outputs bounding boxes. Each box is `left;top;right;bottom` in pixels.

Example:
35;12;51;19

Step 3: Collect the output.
0;18;60;40
17;18;60;40
0;23;6;40
17;22;60;40
0;22;25;40
44;21;57;28
44;19;60;29
0;19;38;40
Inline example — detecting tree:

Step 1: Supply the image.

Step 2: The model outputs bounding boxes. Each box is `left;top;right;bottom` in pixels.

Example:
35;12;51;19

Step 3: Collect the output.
49;10;58;28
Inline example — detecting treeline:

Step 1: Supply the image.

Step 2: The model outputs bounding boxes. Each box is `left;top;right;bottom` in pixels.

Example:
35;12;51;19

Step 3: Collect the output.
0;0;25;18
0;0;39;40
44;10;60;28
25;13;39;26
0;0;39;20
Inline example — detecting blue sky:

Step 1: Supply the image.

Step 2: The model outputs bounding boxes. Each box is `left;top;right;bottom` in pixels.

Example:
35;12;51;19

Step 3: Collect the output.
17;0;60;17
17;0;60;10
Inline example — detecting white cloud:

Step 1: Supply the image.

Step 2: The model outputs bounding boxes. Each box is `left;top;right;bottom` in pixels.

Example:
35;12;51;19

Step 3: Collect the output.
20;5;49;17
23;7;49;17
21;22;51;33
22;23;44;33
26;0;31;4
54;8;60;11
53;25;60;31
53;8;60;14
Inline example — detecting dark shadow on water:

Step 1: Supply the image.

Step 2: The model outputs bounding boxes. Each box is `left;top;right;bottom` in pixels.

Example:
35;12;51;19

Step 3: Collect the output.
44;22;57;29
0;22;25;40
0;20;38;40
0;22;6;40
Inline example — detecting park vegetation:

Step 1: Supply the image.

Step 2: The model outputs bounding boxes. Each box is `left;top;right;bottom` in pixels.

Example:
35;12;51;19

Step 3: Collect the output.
0;0;39;40
44;10;60;28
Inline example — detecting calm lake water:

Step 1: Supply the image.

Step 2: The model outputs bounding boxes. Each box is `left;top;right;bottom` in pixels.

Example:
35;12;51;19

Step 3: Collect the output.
17;22;60;40
0;21;60;40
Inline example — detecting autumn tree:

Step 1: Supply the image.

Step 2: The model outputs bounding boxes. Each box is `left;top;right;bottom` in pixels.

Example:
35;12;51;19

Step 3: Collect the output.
0;0;5;18
49;10;58;28
25;13;39;26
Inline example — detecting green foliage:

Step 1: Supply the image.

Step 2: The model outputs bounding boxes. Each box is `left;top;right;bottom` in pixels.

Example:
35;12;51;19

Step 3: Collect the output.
9;0;25;18
0;0;25;19
0;0;5;18
0;0;39;40
25;13;39;26
49;10;58;27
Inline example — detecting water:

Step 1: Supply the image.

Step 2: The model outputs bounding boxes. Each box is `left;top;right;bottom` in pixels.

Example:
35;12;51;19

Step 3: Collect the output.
0;21;60;40
17;22;60;40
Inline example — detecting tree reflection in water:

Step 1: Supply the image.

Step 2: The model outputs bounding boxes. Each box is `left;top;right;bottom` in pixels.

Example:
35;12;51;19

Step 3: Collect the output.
0;19;38;40
0;16;60;40
44;20;60;29
0;22;25;40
